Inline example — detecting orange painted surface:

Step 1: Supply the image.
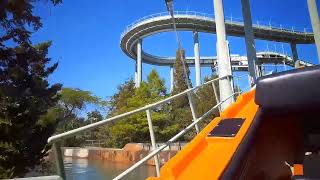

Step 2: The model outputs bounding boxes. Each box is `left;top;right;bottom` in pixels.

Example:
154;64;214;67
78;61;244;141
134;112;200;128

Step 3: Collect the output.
147;90;259;180
293;164;303;176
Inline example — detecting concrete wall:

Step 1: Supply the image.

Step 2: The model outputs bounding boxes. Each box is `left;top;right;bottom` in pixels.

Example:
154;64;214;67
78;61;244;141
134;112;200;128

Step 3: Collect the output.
62;143;180;166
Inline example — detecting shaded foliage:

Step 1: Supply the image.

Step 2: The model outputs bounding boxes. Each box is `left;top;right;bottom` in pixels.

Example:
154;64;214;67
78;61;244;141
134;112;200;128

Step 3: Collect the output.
0;0;62;45
0;41;62;178
0;0;62;178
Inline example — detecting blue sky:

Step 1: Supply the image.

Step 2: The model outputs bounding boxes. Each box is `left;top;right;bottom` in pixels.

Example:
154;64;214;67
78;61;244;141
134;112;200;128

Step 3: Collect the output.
31;0;319;99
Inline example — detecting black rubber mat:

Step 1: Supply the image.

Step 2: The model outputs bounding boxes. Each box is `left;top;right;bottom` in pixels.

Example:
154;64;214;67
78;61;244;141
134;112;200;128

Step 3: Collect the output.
208;118;245;137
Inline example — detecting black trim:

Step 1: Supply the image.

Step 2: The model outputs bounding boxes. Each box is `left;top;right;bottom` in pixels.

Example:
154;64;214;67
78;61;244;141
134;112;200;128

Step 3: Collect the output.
303;154;320;179
255;65;320;110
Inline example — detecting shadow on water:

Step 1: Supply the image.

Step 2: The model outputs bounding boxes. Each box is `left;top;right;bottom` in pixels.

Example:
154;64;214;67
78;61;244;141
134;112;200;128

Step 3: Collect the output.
64;157;157;180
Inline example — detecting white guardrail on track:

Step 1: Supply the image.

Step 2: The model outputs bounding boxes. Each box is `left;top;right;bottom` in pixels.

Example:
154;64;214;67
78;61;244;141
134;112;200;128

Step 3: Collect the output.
120;11;312;40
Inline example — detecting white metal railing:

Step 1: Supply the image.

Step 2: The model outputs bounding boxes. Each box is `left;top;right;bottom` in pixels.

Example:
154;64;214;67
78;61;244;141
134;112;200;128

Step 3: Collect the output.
83;140;107;147
120;11;214;38
113;93;237;180
120;11;313;40
141;142;187;151
47;75;245;180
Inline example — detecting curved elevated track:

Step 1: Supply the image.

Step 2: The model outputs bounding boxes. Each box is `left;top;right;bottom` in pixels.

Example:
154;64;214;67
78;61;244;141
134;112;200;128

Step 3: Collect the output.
120;11;314;69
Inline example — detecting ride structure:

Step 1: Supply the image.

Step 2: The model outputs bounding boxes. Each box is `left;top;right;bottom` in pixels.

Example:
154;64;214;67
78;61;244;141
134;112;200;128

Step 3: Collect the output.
120;11;315;89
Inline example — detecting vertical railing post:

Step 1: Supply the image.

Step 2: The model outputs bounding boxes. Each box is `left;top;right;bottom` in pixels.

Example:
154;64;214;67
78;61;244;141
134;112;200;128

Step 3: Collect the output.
211;81;221;113
146;109;160;177
187;92;200;133
52;142;66;179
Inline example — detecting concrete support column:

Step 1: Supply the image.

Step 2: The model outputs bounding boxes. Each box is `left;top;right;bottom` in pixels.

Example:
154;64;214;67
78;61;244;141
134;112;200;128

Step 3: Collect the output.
134;63;138;86
290;43;300;68
136;39;142;87
241;0;257;83
307;0;320;63
170;66;174;92
213;0;234;111
193;31;201;87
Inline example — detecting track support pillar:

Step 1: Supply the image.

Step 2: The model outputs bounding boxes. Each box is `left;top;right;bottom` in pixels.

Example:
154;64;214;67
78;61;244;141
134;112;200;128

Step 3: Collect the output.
136;39;142;87
193;31;201;87
213;0;234;111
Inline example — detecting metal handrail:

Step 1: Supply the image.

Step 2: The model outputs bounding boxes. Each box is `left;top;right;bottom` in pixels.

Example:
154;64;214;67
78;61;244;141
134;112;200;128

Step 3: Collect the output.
48;75;227;143
120;11;312;40
48;75;249;179
113;92;238;180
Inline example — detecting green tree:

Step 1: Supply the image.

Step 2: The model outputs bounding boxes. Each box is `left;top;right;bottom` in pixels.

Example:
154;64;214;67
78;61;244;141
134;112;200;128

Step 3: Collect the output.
147;69;166;99
86;110;103;142
171;48;192;108
170;49;221;139
87;110;103;123
59;88;105;120
96;79;135;147
0;1;63;178
55;88;106;146
0;0;61;46
194;75;220;129
99;70;178;148
170;48;194;136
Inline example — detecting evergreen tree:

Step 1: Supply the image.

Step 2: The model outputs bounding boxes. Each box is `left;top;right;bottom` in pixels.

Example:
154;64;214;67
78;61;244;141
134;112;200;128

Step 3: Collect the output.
0;1;62;178
170;49;221;137
170;48;193;133
147;69;166;99
0;39;62;178
171;48;192;108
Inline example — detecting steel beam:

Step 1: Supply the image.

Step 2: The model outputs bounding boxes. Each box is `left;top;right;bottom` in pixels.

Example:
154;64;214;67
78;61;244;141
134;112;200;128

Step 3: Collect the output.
241;0;257;82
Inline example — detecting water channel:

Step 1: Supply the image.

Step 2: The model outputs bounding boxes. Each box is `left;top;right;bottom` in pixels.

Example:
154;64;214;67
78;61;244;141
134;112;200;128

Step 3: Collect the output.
64;157;157;180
